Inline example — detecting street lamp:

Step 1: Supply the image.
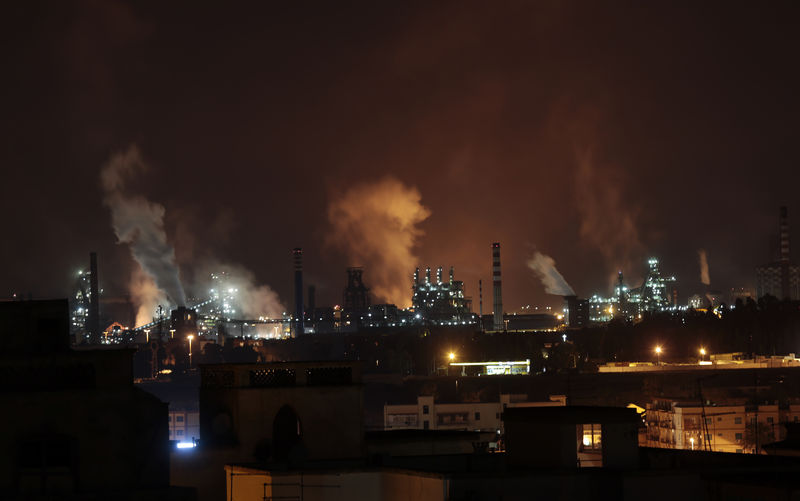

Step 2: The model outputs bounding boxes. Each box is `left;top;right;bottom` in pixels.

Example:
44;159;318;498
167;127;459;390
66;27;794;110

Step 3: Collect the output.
448;352;456;362
188;335;194;368
699;347;706;362
170;329;176;339
655;346;662;365
145;328;150;344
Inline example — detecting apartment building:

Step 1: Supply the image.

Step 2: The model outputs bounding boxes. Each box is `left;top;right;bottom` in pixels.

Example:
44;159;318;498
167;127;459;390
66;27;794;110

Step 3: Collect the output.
645;400;800;454
168;409;200;443
384;394;566;433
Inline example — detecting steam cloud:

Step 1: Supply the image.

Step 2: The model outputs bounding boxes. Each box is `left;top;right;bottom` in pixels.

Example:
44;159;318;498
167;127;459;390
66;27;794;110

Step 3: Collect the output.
528;251;575;296
129;265;168;327
575;150;645;287
101;145;186;319
101;146;286;328
195;261;285;319
327;177;431;307
698;249;710;285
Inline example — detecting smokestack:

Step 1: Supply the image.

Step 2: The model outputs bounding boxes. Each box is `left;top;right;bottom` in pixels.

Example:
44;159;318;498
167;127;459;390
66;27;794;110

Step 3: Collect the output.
492;242;503;331
308;285;315;320
293;248;304;336
425;267;431;285
89;252;100;344
478;279;483;324
436;267;443;284
780;206;790;262
780;206;791;299
414;267;420;285
449;266;454;285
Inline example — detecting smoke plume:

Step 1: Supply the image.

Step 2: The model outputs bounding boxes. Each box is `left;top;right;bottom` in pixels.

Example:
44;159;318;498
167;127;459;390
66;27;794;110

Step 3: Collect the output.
326;177;431;307
575;150;644;288
698;249;710;285
528;251;575;296
129;265;168;327
101;145;186;311
194;260;286;319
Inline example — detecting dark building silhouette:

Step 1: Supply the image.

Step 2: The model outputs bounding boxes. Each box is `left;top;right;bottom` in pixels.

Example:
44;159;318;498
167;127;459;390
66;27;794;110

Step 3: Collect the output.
172;361;364;501
0;299;189;499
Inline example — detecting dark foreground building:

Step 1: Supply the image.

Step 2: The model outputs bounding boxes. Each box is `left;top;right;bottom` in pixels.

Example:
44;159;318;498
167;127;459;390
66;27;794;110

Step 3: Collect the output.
0;299;192;500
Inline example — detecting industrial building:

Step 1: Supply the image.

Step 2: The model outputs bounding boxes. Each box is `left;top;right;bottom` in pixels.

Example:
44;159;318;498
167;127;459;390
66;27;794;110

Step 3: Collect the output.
756;206;800;300
411;266;474;325
566;257;679;326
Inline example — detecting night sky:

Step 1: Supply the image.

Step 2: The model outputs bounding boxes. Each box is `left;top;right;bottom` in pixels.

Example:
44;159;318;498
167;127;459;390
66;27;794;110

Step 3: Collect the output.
3;1;800;314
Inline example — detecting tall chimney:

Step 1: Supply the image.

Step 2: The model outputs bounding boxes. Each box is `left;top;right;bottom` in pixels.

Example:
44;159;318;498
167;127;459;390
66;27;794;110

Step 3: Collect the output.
89;252;100;344
492;242;503;331
780;206;790;262
293;248;304;336
307;285;316;320
478;279;483;326
780;207;791;299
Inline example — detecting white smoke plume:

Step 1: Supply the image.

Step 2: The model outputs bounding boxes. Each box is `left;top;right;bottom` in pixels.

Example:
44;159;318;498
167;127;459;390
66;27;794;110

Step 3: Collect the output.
528;251;575;296
101;145;186;313
327;177;431;307
575;150;645;288
194;261;286;319
698;249;710;286
129;265;168;327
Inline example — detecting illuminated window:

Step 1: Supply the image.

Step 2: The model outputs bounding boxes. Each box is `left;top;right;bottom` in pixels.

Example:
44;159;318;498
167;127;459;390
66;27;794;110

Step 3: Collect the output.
581;424;602;451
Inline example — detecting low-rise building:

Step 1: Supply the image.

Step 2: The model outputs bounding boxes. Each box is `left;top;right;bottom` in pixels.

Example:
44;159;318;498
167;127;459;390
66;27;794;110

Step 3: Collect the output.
645;399;798;454
384;394;566;434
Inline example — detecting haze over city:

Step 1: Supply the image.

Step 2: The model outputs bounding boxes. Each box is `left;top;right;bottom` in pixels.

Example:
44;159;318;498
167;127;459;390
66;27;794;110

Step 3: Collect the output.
4;2;800;315
4;3;800;501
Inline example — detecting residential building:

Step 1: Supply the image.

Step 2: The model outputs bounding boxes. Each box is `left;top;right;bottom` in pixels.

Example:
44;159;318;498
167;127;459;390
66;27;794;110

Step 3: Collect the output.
384;394;566;433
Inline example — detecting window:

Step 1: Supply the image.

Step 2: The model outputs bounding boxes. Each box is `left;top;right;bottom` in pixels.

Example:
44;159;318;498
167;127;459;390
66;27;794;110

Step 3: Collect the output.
168;416;172;422
176;430;183;436
717;417;722;422
735;433;743;440
422;405;429;415
176;416;184;422
705;418;712;424
423;420;429;430
705;434;712;442
718;433;723;437
475;412;481;421
736;449;743;453
734;417;742;424
767;417;774;424
580;424;602;451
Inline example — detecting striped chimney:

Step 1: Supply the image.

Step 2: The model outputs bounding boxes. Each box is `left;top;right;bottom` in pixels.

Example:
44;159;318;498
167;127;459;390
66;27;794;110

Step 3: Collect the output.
492;242;503;331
